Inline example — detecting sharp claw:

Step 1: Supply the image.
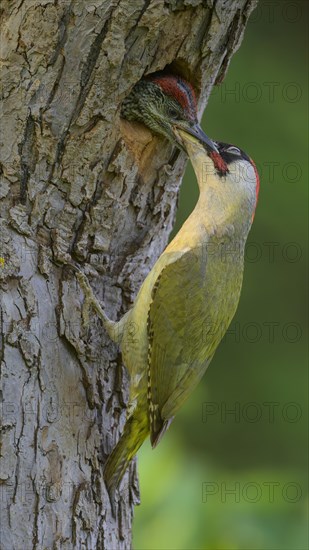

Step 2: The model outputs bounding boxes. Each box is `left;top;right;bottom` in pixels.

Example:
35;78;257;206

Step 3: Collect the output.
75;272;95;327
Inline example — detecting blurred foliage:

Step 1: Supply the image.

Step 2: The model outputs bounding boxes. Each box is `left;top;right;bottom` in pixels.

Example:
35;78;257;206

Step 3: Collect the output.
134;1;308;548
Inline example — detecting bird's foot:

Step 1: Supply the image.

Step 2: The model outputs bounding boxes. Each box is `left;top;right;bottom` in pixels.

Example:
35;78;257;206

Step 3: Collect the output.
66;263;119;342
74;269;107;329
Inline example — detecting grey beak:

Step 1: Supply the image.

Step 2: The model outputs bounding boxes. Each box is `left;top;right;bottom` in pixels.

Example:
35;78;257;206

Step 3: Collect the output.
183;123;219;153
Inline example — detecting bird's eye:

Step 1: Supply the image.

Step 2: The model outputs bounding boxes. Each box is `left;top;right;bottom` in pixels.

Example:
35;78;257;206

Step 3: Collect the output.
167;106;180;118
226;146;241;155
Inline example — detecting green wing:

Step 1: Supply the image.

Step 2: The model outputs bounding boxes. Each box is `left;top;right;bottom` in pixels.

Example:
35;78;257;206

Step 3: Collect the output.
147;246;212;447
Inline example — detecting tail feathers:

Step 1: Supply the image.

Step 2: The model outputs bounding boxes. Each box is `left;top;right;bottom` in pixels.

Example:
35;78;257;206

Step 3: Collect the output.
104;415;148;496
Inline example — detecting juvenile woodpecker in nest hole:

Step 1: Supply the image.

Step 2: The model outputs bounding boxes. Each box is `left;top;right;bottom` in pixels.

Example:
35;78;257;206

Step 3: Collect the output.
77;74;260;495
121;73;219;152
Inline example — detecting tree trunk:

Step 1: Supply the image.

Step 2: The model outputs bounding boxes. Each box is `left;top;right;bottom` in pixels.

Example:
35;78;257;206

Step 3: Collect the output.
0;1;257;548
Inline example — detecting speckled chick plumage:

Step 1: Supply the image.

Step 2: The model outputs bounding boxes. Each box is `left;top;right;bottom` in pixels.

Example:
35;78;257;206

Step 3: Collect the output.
121;74;213;150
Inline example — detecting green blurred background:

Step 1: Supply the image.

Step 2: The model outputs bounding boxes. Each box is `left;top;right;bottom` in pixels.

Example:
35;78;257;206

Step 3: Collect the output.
134;1;308;548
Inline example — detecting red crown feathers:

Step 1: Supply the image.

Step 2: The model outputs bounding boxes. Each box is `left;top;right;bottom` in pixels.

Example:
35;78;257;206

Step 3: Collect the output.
147;74;198;120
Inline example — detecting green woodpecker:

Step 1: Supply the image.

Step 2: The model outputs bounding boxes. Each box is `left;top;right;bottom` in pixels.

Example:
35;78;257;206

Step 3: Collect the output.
77;74;260;494
121;73;219;152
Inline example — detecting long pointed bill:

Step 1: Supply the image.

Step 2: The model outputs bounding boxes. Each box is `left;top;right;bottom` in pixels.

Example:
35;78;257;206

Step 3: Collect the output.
174;123;219;154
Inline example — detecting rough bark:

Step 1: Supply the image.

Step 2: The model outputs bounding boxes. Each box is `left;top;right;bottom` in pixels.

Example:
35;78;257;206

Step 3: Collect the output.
0;1;257;548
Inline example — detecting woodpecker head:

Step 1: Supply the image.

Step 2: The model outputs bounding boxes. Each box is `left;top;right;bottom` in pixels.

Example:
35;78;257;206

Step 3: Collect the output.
176;129;260;225
121;73;218;154
211;141;260;213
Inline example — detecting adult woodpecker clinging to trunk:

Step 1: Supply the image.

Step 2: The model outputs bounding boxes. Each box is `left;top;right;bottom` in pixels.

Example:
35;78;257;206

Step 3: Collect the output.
76;74;260;496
